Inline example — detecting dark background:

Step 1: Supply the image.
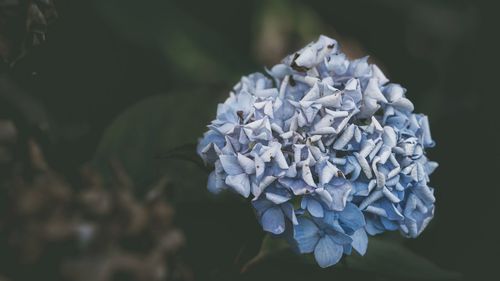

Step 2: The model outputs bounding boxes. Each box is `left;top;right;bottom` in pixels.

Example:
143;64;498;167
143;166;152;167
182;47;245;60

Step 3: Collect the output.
1;0;499;280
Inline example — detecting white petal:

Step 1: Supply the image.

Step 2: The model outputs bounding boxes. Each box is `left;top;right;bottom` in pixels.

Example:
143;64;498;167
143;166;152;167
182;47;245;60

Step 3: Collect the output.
237;153;256;174
225;173;250;197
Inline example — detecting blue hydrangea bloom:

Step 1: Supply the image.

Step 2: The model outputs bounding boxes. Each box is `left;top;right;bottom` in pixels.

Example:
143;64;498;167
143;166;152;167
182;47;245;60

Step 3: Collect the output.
197;35;438;267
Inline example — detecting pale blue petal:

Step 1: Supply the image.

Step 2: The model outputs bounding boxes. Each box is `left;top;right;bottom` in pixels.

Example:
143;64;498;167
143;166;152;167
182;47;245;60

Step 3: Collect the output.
268;64;292;78
307;198;324;218
329;231;353;245
293;218;320;253
379;199;404;221
219;155;243;175
338;203;366;233
225;173;250;197
365;216;385;235
281;202;298;225
207;171;226;194
324;178;352;211
197;130;225;162
279;178;312;195
380;216;399;230
262;207;286;234
353;181;369;196
351;228;368;255
237;153;256;174
300;196;308;210
252;198;273;216
265;190;291;204
322;212;345;234
314;236;343;268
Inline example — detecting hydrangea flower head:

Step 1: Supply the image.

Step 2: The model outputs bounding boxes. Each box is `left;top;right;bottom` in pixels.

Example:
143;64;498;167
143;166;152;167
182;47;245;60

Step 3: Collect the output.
197;35;438;268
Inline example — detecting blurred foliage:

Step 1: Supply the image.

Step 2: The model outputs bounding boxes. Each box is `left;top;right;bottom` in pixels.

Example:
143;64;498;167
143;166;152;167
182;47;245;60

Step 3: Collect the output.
93;0;255;84
0;0;496;280
92;93;217;201
0;120;192;281
242;234;460;281
0;0;57;65
344;238;461;280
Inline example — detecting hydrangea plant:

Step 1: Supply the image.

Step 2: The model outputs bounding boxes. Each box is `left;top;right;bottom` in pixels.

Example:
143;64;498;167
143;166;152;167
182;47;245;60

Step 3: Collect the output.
197;35;437;268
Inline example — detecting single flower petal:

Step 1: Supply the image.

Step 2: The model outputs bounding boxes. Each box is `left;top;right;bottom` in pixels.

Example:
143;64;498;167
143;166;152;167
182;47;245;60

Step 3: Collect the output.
338;203;366;233
207;171;226;194
307;198;325;218
237;153;256;174
351;228;368;255
279;178;312;195
225;173;250;197
314;236;343;268
265;189;291;204
293;218;320;253
281;202;298;225
261;207;286;234
219;155;243;175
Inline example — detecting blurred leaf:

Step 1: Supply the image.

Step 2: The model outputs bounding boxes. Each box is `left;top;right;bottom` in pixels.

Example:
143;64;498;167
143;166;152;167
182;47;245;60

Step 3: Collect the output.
243;234;461;281
345;237;462;280
92;92;219;200
92;0;255;83
159;143;209;172
241;234;291;273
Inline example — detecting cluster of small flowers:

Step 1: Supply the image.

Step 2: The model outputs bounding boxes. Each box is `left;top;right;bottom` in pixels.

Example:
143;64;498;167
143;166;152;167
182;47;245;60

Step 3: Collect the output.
197;35;437;268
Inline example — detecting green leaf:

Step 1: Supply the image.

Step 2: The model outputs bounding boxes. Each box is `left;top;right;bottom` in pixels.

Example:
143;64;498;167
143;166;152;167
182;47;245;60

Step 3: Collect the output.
345;237;462;280
159;143;210;172
92;92;220;200
241;234;292;273
242;234;461;281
